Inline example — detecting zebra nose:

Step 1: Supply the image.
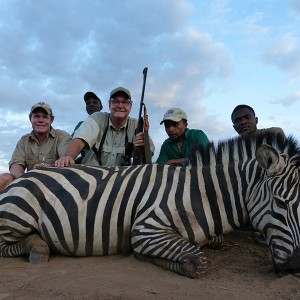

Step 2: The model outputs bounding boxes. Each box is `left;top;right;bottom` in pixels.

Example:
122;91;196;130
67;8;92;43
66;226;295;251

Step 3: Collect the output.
277;246;300;275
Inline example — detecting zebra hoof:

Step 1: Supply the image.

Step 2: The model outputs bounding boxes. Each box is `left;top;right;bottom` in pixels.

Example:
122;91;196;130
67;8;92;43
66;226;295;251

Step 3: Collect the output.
181;254;208;279
26;234;50;263
29;252;49;263
207;235;224;250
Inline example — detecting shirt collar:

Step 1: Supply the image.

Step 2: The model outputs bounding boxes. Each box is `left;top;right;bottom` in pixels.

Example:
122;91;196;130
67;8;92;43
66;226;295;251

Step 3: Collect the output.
109;117;128;131
29;127;55;140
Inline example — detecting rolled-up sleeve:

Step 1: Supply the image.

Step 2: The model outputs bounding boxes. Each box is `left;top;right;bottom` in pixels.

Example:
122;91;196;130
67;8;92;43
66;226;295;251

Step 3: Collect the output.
73;113;108;150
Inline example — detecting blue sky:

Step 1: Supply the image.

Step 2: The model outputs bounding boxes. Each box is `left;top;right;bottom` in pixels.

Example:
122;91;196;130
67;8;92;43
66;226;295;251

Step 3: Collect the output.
0;0;299;172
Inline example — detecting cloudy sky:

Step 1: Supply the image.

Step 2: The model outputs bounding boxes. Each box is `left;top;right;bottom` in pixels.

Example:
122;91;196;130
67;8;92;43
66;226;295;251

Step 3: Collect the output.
0;0;299;172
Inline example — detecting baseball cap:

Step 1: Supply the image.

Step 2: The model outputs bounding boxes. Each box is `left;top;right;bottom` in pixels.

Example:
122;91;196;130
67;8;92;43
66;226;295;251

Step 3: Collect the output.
84;91;102;103
110;87;131;99
30;102;53;115
160;108;187;125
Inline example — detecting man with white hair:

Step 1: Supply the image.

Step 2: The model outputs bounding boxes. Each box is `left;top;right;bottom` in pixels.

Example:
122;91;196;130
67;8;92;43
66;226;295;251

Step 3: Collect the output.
56;87;155;167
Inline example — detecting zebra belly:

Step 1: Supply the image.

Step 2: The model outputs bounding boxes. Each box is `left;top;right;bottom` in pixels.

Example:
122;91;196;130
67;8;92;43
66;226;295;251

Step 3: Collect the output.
0;166;140;257
37;214;132;256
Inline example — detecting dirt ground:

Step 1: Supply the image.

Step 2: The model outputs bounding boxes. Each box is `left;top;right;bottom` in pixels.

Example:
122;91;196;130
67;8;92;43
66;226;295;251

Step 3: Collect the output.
0;230;299;300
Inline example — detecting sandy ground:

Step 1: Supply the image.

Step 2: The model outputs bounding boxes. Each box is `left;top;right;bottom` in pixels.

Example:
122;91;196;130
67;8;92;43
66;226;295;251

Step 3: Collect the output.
0;230;299;300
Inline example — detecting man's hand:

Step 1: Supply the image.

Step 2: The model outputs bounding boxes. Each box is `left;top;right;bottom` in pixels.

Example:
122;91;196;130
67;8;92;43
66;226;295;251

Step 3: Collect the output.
55;138;85;167
134;132;145;147
0;173;15;193
55;156;75;167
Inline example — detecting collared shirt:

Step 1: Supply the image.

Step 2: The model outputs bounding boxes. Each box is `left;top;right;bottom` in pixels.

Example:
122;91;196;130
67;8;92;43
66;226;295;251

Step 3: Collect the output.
9;128;72;171
73;112;155;167
156;128;209;165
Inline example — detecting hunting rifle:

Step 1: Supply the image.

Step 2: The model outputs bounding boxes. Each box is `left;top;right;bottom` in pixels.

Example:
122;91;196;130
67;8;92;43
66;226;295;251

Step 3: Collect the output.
132;67;151;165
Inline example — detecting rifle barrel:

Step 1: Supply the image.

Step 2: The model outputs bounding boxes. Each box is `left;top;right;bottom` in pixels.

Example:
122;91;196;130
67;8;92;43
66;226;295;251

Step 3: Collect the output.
138;67;148;118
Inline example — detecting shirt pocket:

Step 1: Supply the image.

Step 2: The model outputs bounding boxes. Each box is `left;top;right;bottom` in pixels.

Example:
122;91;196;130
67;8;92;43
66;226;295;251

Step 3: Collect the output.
25;154;38;170
41;154;57;166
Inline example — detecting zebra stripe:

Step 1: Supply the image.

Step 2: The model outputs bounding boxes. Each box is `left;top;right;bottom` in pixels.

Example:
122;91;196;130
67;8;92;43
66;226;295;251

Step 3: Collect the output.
0;132;299;278
246;141;300;274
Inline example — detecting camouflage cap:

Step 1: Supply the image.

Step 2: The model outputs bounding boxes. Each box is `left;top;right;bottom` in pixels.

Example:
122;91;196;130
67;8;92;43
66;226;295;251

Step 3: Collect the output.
160;108;187;125
30;102;53;115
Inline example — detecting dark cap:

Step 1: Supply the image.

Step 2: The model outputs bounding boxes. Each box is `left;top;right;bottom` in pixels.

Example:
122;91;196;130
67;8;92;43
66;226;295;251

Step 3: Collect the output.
110;87;131;99
30;102;53;115
84;92;101;103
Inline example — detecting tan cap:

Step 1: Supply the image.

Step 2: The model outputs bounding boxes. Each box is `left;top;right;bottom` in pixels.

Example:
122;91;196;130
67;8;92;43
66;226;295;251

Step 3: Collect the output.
160;108;187;125
110;87;131;99
30;102;53;115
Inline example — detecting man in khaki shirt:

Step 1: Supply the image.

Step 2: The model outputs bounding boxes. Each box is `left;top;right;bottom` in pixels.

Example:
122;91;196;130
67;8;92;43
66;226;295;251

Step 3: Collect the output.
0;102;71;193
55;87;154;168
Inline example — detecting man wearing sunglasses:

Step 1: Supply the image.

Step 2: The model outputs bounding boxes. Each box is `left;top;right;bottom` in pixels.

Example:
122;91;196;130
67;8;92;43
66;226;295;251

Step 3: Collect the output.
156;108;209;166
56;87;154;167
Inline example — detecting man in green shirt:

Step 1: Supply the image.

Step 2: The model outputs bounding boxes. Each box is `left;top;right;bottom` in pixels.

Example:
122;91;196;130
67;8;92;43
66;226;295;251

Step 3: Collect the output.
156;108;209;166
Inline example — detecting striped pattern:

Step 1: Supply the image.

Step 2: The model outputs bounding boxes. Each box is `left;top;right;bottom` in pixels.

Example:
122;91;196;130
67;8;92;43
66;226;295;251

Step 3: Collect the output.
0;132;299;277
246;137;300;274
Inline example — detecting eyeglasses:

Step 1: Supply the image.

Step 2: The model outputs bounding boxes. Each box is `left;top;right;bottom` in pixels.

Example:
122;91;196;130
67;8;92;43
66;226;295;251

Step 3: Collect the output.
110;99;132;106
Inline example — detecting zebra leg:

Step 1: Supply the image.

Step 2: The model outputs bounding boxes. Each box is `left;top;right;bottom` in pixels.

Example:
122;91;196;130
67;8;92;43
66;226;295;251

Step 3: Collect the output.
0;234;50;263
206;235;224;249
195;235;224;249
135;252;207;279
131;231;207;278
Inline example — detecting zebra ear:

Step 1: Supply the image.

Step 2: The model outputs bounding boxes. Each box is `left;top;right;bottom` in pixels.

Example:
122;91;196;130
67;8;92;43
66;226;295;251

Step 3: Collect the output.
256;144;285;176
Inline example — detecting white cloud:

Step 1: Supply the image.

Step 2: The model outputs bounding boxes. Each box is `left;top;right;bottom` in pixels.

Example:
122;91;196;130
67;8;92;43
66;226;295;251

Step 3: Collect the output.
262;32;300;77
290;0;300;14
242;12;270;37
0;0;299;172
271;91;300;106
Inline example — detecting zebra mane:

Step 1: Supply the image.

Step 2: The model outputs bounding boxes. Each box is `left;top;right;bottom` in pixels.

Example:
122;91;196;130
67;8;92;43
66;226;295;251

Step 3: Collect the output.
189;131;300;168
